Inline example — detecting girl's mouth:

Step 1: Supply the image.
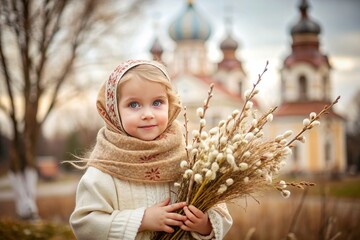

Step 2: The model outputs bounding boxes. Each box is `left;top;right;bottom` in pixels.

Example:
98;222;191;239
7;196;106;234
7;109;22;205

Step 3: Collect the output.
139;125;157;129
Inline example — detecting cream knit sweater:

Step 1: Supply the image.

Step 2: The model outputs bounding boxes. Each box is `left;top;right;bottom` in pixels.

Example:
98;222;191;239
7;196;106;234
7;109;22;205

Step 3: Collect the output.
70;167;232;240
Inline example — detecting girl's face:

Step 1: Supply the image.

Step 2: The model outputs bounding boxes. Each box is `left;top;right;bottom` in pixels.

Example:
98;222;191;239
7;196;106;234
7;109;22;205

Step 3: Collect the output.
118;77;169;141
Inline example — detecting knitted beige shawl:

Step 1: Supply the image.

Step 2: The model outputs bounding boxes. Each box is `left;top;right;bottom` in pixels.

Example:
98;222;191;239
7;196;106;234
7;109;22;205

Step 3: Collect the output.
87;60;186;183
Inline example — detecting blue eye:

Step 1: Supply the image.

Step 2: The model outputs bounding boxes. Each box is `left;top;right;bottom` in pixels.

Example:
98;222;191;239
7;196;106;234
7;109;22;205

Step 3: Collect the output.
129;102;140;108
153;100;162;107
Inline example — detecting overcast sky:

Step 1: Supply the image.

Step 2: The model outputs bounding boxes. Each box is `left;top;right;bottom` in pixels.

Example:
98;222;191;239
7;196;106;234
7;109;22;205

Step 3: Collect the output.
129;0;360;114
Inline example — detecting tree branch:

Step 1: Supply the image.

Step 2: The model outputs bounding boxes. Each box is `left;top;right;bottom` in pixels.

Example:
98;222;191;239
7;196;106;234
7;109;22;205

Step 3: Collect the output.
0;16;18;134
36;0;67;95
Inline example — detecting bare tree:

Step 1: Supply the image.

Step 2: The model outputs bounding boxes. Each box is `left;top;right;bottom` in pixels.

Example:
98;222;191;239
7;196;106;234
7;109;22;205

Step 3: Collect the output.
0;0;145;219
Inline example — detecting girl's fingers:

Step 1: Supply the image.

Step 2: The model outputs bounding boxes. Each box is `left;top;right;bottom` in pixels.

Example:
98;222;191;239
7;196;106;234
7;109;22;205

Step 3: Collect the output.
156;198;171;207
168;212;187;222
165;218;185;227
183;206;196;221
162;225;175;233
180;224;192;232
187;205;203;218
184;219;195;228
166;201;187;212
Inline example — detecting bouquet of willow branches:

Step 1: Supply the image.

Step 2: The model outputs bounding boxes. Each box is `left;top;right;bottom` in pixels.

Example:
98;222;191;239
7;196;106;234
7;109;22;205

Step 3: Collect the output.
152;62;339;240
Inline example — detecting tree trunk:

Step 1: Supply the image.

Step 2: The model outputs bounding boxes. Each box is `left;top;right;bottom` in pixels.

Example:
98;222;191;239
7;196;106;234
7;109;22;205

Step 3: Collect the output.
8;167;39;220
8;134;39;220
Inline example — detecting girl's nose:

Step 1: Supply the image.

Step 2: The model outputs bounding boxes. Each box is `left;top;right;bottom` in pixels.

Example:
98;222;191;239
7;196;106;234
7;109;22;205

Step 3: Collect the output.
141;107;154;120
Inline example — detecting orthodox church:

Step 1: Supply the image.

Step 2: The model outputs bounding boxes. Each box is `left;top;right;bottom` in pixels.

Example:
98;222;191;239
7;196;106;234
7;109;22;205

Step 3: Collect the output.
149;0;347;175
272;0;347;175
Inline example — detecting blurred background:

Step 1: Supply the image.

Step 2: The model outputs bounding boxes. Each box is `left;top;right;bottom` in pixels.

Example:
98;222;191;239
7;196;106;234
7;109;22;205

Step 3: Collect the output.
0;0;359;239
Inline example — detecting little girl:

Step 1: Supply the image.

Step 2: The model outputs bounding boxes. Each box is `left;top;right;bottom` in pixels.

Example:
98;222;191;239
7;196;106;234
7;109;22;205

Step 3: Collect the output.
70;60;233;239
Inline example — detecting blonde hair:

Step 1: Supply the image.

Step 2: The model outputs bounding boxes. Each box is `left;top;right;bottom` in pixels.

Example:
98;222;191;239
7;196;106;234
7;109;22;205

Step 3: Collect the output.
117;63;181;117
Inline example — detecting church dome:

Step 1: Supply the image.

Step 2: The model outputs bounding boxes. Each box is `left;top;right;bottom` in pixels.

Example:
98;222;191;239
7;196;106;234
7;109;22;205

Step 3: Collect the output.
291;0;321;35
168;1;212;42
220;33;239;50
150;37;163;55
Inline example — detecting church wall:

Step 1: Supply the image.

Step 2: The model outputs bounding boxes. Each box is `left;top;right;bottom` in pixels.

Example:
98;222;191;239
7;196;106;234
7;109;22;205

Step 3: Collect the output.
307;128;321;172
334;120;347;172
269;116;347;174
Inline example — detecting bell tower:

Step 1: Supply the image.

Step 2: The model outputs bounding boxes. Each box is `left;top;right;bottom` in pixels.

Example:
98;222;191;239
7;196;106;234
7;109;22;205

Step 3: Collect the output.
274;0;346;175
281;0;331;103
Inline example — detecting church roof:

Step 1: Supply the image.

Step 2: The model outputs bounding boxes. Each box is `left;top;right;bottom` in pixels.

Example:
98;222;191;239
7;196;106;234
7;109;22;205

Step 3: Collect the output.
218;59;244;71
220;33;239;50
283;50;330;68
284;0;329;68
168;1;212;42
291;0;321;35
171;73;262;109
274;101;343;119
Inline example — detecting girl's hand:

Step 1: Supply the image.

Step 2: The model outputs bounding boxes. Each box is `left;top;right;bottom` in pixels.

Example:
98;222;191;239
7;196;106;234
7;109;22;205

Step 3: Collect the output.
139;198;187;233
181;205;212;235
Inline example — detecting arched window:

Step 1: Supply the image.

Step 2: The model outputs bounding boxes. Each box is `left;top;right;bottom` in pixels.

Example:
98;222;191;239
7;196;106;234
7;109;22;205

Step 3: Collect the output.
299;75;307;101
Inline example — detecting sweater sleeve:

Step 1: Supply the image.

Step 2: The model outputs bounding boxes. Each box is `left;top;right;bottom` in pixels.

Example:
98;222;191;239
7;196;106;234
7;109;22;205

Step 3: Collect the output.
108;208;145;240
70;167;145;240
190;203;233;240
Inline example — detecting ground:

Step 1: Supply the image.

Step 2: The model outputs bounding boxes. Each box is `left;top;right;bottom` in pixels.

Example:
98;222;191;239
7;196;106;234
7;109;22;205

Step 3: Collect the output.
0;173;360;239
